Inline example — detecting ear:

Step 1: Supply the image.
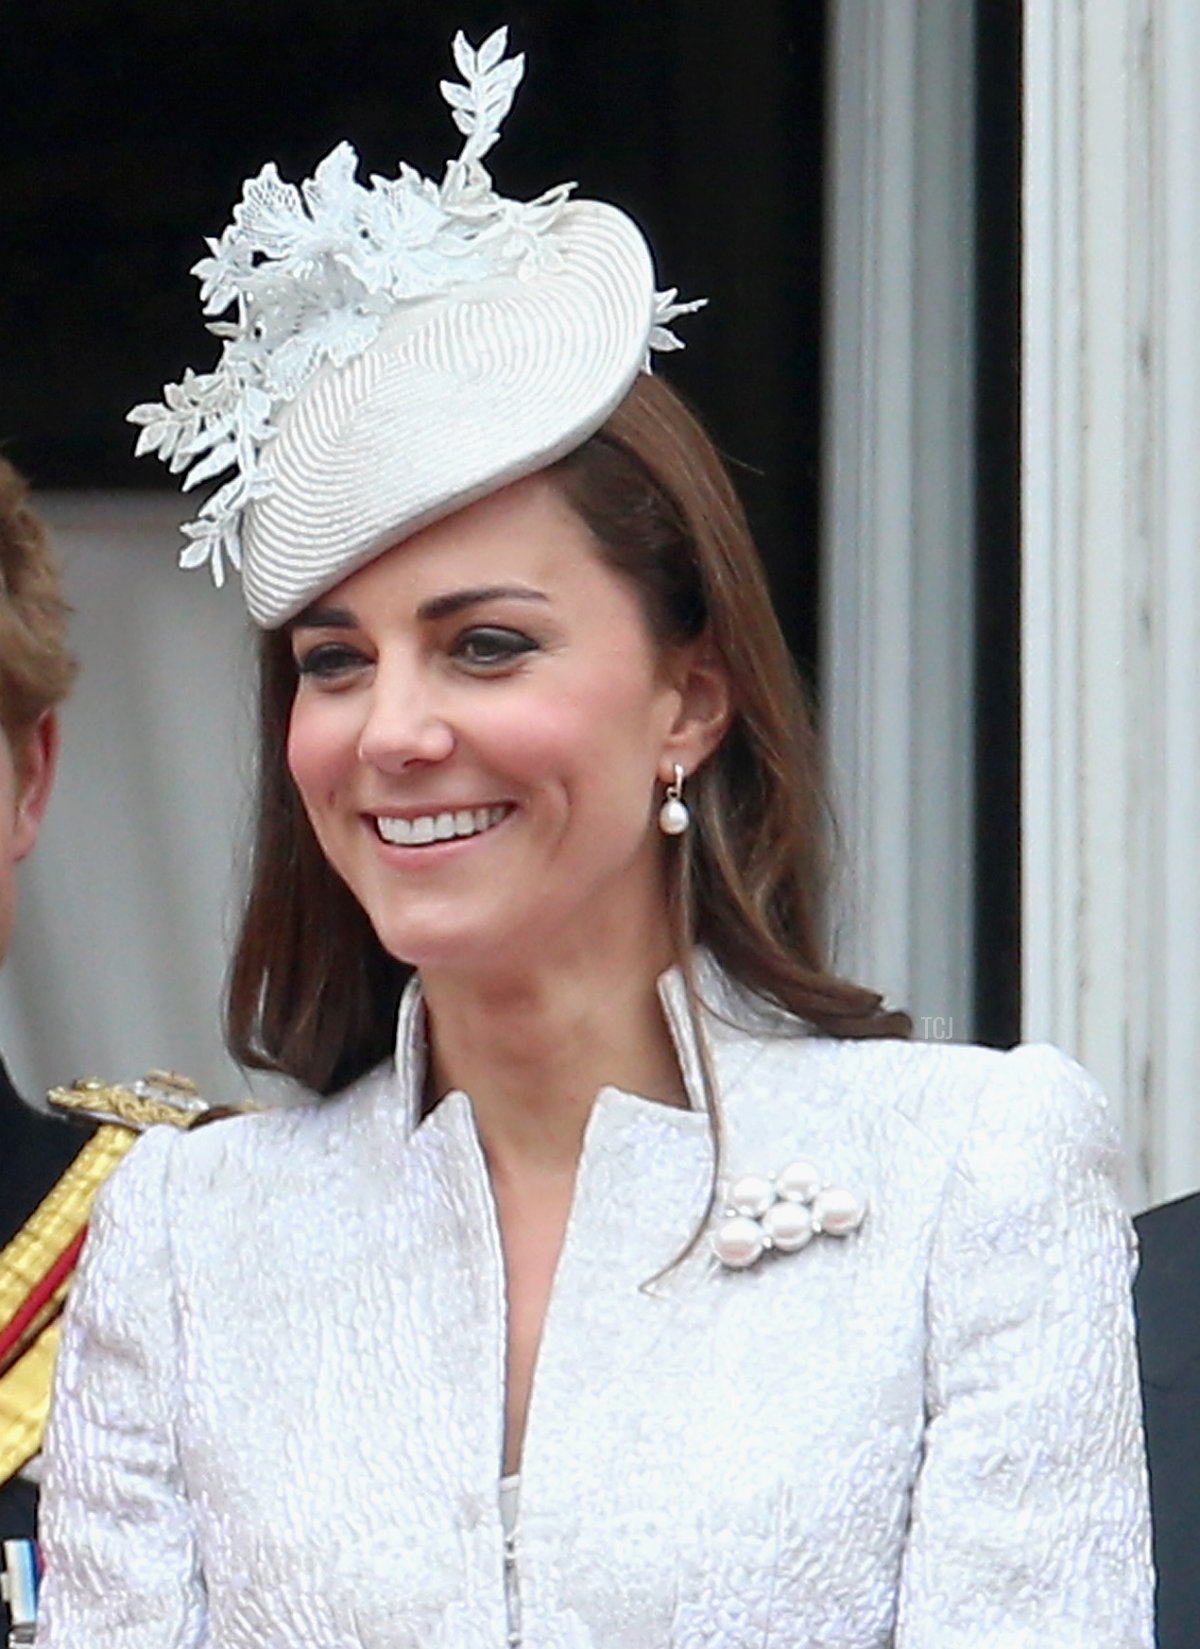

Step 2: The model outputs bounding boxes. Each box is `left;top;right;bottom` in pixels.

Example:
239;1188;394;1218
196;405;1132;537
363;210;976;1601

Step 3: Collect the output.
11;711;59;862
657;640;732;781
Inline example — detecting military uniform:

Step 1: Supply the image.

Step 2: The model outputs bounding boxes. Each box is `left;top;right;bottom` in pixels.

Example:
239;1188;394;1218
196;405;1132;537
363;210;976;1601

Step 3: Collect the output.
1;1069;214;1643
1134;1192;1200;1649
0;1065;94;1527
1;1062;96;1642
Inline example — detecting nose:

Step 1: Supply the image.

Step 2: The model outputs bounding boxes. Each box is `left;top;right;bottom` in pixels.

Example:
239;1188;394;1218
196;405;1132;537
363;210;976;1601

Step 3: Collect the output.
355;659;455;773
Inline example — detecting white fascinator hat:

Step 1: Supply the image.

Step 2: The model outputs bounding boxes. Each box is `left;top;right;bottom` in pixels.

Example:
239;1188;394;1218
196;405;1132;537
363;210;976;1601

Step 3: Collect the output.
130;26;704;628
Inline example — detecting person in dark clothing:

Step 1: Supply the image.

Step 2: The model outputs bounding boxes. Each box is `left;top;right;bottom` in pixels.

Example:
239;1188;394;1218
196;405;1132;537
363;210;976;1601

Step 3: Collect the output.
1134;1192;1200;1649
0;456;77;1637
0;1063;93;1528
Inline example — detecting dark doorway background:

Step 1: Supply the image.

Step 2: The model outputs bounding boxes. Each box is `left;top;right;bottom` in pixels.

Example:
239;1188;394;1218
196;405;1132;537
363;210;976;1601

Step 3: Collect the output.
0;0;826;679
973;1;1022;1047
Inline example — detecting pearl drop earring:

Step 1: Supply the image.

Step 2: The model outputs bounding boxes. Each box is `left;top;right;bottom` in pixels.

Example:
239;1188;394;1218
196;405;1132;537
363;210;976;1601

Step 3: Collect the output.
658;764;690;836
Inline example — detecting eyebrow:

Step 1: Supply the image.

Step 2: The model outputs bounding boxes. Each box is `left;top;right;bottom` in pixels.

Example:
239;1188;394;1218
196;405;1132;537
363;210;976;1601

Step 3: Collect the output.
290;584;550;630
290;604;355;631
417;584;550;622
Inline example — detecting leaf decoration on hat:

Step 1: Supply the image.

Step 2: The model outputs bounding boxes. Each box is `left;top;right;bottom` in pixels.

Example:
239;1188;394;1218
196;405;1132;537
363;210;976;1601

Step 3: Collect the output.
441;27;524;166
648;288;709;364
129;28;704;592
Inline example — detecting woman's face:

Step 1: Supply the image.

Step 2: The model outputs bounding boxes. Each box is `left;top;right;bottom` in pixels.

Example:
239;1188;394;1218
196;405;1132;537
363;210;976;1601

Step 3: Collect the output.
286;474;716;979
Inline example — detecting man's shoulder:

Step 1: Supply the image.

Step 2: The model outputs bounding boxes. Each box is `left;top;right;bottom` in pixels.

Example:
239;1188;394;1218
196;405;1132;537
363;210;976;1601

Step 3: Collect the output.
1134;1190;1200;1381
0;1069;94;1246
1133;1192;1200;1649
1135;1187;1200;1248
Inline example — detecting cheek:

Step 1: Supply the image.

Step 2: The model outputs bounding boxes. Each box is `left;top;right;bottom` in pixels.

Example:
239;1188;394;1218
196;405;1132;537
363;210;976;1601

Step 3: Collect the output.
286;699;351;801
499;674;669;814
480;684;642;789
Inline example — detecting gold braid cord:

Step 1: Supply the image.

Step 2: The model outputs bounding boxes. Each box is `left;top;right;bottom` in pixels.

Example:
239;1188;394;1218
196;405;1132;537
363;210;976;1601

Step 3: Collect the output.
46;1070;208;1132
1;1073;220;1485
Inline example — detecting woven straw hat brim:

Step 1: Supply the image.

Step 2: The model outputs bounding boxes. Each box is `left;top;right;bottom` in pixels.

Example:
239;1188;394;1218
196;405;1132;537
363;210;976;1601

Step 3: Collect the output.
242;199;655;628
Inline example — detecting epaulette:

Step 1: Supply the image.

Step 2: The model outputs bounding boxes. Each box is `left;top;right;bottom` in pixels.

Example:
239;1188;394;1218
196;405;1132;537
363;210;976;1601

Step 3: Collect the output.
0;1072;229;1489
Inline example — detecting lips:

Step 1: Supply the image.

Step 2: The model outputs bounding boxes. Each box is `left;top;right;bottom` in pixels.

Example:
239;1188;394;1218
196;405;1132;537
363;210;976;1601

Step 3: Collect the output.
373;804;510;847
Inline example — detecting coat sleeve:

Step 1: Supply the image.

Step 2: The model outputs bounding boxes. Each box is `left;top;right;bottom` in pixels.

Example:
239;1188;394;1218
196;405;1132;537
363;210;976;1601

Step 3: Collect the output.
35;1125;206;1648
895;1044;1154;1648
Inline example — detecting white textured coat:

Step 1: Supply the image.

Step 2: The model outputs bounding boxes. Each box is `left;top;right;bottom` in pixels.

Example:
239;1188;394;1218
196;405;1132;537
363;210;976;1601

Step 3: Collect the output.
36;967;1153;1647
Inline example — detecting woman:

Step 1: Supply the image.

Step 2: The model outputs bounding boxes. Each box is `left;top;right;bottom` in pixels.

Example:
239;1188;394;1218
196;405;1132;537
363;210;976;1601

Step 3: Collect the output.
36;28;1152;1648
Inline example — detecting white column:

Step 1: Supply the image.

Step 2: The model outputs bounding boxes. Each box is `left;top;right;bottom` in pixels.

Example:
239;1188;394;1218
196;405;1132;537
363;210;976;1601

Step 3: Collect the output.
1022;0;1200;1205
1154;3;1200;1203
822;0;977;1036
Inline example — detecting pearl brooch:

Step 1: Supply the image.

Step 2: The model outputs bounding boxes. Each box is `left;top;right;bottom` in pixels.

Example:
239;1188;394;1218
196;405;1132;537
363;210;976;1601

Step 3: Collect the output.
760;1198;814;1252
712;1159;865;1270
709;1215;766;1270
726;1173;774;1218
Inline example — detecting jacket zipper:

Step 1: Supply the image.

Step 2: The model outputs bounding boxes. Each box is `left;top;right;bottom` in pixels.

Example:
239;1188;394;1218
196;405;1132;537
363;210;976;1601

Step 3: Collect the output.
460;1113;525;1647
502;1514;522;1646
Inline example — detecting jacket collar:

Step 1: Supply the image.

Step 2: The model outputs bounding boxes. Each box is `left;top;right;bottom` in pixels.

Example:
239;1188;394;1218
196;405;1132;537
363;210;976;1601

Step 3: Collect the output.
385;950;788;1142
316;963;723;1292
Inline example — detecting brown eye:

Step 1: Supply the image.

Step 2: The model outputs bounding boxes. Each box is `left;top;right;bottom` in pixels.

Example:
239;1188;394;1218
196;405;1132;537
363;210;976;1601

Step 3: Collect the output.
294;642;368;679
453;627;538;668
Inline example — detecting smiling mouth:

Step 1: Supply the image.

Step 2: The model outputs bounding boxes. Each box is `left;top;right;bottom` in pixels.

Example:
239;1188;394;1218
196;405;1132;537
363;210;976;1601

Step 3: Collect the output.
373;804;511;847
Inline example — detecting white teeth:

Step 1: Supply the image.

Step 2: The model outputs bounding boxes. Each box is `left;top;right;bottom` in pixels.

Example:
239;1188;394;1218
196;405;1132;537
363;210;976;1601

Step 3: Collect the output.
376;805;508;847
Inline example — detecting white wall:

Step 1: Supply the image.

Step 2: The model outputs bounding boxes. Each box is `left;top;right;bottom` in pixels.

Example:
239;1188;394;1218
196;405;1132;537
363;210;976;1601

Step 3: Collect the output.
0;495;262;1111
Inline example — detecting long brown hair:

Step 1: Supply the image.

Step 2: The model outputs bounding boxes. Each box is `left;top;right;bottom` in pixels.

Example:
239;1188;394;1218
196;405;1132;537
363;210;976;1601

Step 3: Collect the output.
227;374;909;1094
